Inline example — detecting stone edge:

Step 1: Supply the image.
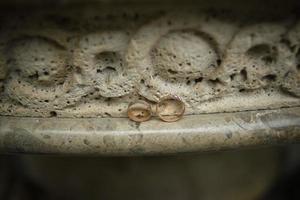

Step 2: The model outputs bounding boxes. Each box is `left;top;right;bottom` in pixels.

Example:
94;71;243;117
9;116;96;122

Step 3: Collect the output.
0;107;299;155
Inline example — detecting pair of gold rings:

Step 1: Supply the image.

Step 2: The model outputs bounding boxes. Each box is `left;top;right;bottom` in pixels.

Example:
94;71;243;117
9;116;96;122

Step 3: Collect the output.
127;95;185;122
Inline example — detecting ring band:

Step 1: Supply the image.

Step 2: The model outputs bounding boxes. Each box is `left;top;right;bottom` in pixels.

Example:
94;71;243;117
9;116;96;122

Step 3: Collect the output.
156;95;185;122
127;100;152;122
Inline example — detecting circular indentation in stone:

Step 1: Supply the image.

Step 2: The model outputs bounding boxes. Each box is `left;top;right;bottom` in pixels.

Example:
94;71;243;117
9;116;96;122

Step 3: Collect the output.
7;36;67;85
74;32;137;98
126;14;232;105
4;36;88;110
152;30;217;79
127;100;152;122
221;24;293;91
246;43;278;64
157;95;185;122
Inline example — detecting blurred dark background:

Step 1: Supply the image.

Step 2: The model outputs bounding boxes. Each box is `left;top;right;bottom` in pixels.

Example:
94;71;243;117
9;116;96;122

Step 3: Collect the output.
1;145;300;200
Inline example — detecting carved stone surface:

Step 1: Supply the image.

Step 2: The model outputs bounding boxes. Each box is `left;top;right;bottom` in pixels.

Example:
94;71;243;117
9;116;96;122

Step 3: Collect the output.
0;7;299;117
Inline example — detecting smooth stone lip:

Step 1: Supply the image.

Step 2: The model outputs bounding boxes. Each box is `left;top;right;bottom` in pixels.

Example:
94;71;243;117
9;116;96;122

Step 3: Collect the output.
0;107;300;156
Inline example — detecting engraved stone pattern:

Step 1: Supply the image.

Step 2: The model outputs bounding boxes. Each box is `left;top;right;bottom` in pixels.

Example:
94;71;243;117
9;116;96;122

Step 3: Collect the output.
0;8;299;117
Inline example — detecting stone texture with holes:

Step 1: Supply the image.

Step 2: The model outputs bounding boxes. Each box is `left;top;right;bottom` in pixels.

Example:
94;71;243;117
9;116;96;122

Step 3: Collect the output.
0;7;299;118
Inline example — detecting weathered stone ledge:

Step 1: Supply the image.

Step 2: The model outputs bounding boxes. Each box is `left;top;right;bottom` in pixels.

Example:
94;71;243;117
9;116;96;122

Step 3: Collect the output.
0;107;299;155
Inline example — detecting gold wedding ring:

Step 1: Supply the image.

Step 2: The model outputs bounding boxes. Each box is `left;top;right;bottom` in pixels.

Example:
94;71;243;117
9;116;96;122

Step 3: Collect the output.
127;100;152;122
156;95;185;122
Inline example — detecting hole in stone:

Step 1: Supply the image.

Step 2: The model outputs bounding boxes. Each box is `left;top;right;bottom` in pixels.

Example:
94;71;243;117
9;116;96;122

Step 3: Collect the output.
50;111;57;117
43;71;49;76
28;71;39;80
103;66;117;73
167;69;178;74
96;51;118;62
105;98;111;103
262;74;277;81
209;78;222;85
95;51;122;82
247;44;271;56
246;44;277;64
104;112;112;117
240;69;248;81
101;66;118;84
0;84;4;93
230;74;236;81
296;49;300;71
194;77;203;83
